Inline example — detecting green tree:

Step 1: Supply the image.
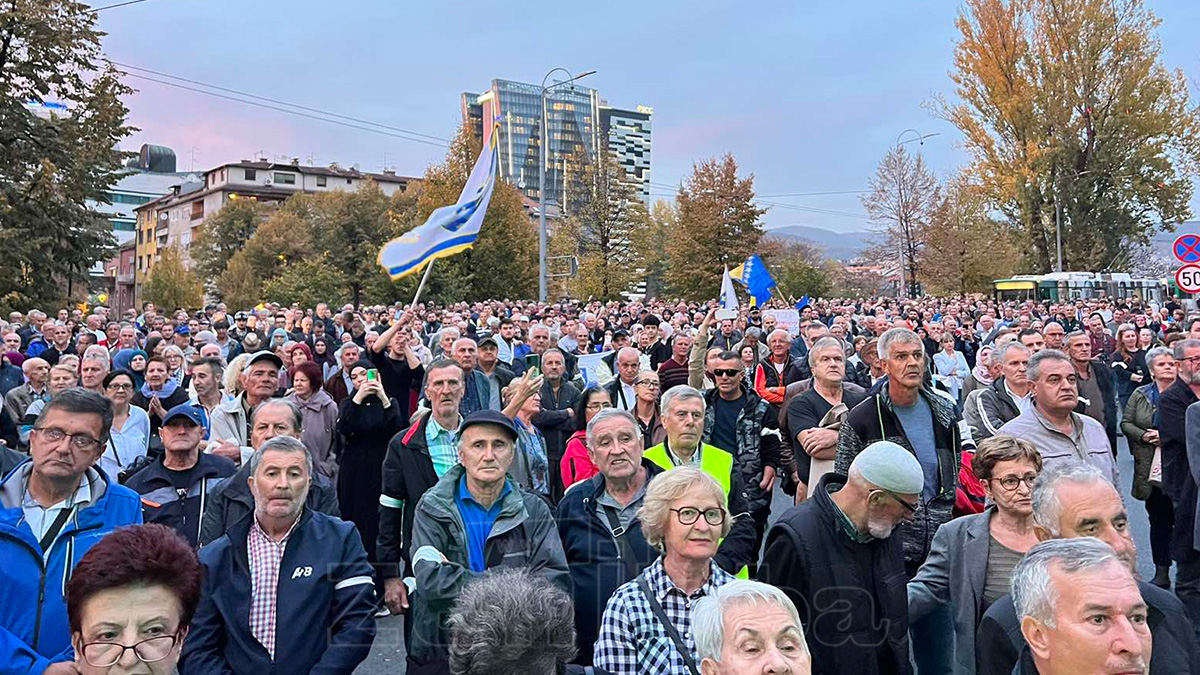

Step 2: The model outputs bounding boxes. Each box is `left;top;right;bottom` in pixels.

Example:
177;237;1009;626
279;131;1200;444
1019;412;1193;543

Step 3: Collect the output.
306;182;397;307
861;146;940;298
766;240;835;300
665;154;766;300
938;0;1200;271
262;257;349;308
191;197;266;288
215;252;260;313
630;200;676;300
142;246;203;311
0;0;134;313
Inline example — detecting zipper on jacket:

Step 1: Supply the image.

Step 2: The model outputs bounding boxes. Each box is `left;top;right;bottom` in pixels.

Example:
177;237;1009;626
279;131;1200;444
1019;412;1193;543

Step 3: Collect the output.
32;568;47;649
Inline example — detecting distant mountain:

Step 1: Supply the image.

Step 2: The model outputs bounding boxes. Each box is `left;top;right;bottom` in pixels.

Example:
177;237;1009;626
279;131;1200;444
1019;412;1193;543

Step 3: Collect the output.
765;225;875;261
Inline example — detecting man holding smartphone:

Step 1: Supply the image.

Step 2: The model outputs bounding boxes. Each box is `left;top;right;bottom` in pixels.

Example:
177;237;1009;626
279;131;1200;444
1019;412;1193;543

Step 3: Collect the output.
370;308;424;422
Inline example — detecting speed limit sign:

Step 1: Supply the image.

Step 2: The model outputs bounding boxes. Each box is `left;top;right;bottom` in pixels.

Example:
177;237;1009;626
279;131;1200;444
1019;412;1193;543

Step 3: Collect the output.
1177;264;1200;293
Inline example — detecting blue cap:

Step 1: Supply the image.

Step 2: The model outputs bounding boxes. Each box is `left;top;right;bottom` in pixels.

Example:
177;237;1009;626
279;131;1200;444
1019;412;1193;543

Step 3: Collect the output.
460;410;519;442
175;324;190;336
162;404;204;427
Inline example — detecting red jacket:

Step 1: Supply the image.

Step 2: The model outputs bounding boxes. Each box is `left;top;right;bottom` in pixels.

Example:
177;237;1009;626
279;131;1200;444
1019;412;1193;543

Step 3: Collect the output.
560;430;598;490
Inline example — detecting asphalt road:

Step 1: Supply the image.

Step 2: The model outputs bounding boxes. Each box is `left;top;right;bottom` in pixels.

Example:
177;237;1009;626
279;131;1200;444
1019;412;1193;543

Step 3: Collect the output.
354;435;1155;674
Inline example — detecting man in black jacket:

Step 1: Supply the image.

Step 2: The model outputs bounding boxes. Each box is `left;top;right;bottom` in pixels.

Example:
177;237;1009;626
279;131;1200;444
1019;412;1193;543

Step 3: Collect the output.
533;348;580;501
1160;338;1200;638
198;399;340;546
378;358;465;617
976;460;1199;675
761;441;922;675
125;404;236;547
556;409;662;665
1066;330;1119;453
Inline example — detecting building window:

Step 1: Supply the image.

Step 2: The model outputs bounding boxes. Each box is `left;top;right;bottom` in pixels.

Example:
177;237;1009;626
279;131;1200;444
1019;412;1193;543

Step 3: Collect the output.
245;168;257;181
317;176;327;187
274;172;296;185
347;178;353;184
190;201;204;220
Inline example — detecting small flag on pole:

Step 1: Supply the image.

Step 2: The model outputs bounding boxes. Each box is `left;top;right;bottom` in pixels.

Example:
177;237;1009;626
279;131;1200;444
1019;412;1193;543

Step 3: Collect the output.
720;266;739;311
730;254;776;306
378;122;500;279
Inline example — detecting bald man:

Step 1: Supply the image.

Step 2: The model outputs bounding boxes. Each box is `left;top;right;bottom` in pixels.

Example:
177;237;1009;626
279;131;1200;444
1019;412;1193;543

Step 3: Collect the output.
4;358;49;440
606;347;642;411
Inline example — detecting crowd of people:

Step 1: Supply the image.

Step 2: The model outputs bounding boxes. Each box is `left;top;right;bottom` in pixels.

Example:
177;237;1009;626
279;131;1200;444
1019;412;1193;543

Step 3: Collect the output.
1;291;1199;674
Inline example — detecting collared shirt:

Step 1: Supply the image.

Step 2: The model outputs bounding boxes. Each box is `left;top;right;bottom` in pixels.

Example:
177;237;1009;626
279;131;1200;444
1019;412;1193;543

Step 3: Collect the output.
826;483;873;544
597;479;647;533
247;515;300;658
664;441;702;468
594;557;734;674
998;407;1119;485
1005;381;1033;416
612;380;637;411
454;475;511;572
21;472;92;551
425;414;461;478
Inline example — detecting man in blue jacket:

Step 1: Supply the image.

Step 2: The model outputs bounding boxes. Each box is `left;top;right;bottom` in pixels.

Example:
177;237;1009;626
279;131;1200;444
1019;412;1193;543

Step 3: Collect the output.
181;435;376;674
0;388;143;675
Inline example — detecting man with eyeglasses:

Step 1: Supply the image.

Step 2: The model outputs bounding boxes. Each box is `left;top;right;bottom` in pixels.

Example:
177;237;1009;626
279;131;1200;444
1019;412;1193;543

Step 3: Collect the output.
762;440;922;674
0;388;142;674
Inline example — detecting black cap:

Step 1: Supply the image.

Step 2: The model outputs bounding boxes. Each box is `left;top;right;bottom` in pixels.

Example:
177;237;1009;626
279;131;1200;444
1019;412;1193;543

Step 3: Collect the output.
477;335;498;348
612;329;630;339
459;410;519;442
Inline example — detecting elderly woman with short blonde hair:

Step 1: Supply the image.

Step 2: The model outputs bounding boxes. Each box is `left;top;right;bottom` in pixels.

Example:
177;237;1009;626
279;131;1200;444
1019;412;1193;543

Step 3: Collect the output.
594;466;735;674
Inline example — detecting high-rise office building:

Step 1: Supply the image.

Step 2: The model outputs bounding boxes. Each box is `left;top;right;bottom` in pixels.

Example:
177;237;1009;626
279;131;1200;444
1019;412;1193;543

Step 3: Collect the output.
461;78;651;209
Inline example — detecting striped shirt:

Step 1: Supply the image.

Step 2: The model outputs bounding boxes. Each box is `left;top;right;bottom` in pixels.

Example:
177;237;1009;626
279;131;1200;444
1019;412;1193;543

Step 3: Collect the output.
247;516;299;658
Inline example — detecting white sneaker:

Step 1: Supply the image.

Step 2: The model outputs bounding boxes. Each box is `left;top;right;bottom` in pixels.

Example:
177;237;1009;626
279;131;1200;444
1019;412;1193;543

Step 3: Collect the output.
374;606;391;618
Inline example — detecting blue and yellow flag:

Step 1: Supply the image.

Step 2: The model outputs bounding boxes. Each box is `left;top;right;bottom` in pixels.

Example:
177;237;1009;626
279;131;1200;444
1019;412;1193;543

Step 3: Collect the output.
378;123;499;279
729;254;776;306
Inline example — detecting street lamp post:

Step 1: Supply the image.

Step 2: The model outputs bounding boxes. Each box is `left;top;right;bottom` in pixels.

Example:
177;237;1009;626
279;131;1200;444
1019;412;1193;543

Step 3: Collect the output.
893;129;939;299
539;67;595;303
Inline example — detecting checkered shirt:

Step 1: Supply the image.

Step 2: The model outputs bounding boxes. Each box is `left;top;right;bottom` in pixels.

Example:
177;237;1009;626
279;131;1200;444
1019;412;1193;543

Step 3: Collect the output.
425;414;460;478
247;516;299;658
593;557;734;674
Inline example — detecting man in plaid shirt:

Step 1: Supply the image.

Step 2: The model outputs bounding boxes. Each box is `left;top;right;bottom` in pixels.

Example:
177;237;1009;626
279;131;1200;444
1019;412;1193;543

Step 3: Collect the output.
182;436;377;674
594;466;735;674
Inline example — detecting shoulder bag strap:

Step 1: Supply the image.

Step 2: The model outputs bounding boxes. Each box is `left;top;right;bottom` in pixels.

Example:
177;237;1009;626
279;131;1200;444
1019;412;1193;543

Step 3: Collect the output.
40;505;75;552
601;506;640;581
636;576;701;675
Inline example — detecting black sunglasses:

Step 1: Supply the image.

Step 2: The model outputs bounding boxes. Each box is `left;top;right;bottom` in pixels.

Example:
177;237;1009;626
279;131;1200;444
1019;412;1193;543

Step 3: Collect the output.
712;368;741;377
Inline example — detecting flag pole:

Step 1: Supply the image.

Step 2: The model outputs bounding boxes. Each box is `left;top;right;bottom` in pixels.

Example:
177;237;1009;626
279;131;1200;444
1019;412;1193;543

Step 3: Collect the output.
411;259;435;306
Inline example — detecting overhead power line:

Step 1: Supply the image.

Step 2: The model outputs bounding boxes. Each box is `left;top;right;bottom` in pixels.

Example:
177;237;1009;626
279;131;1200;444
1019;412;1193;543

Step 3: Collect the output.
121;72;450;149
87;0;155;12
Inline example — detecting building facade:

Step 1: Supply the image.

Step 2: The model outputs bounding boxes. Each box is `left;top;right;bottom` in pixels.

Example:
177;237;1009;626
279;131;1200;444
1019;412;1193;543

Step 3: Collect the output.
599;105;652;205
131;160;419;303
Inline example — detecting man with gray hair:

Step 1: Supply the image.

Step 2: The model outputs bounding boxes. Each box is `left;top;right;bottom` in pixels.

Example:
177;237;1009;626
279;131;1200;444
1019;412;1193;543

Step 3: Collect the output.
182;435;377;673
1008;538;1151;674
1161;337;1200;634
965;340;1031;440
763;440;921;673
557;408;663;665
977;460;1198;675
447;569;602;675
198;398;340;546
694;579;811;675
998;349;1118;484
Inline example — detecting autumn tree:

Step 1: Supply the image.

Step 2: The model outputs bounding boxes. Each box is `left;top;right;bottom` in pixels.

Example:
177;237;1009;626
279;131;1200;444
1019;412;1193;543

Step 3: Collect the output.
937;0;1200;272
861;146;940;298
665;155;766;300
307;181;402;307
0;0;134;312
191;197;267;289
142;246;203;311
631;201;676;300
920;177;1020;295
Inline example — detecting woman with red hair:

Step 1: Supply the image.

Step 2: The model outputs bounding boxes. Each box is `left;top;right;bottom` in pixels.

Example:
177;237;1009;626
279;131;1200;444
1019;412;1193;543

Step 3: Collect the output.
67;524;202;674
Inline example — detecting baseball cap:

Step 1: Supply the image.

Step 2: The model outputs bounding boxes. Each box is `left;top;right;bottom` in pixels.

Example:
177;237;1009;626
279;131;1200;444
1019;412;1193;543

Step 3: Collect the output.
246;350;284;369
162;404;204;427
234;312;248;320
459;410;519;442
478;335;499;349
175;325;190;336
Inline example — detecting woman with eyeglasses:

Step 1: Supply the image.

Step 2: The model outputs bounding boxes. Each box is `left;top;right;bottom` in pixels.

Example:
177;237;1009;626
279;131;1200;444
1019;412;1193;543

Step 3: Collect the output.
632;370;666;450
560;386;613;490
100;370;150;481
67;523;201;675
907;435;1042;674
594;466;734;675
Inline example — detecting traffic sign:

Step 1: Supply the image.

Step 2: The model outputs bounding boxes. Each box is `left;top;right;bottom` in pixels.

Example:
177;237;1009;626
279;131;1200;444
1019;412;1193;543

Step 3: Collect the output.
1174;234;1200;263
1176;264;1200;293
